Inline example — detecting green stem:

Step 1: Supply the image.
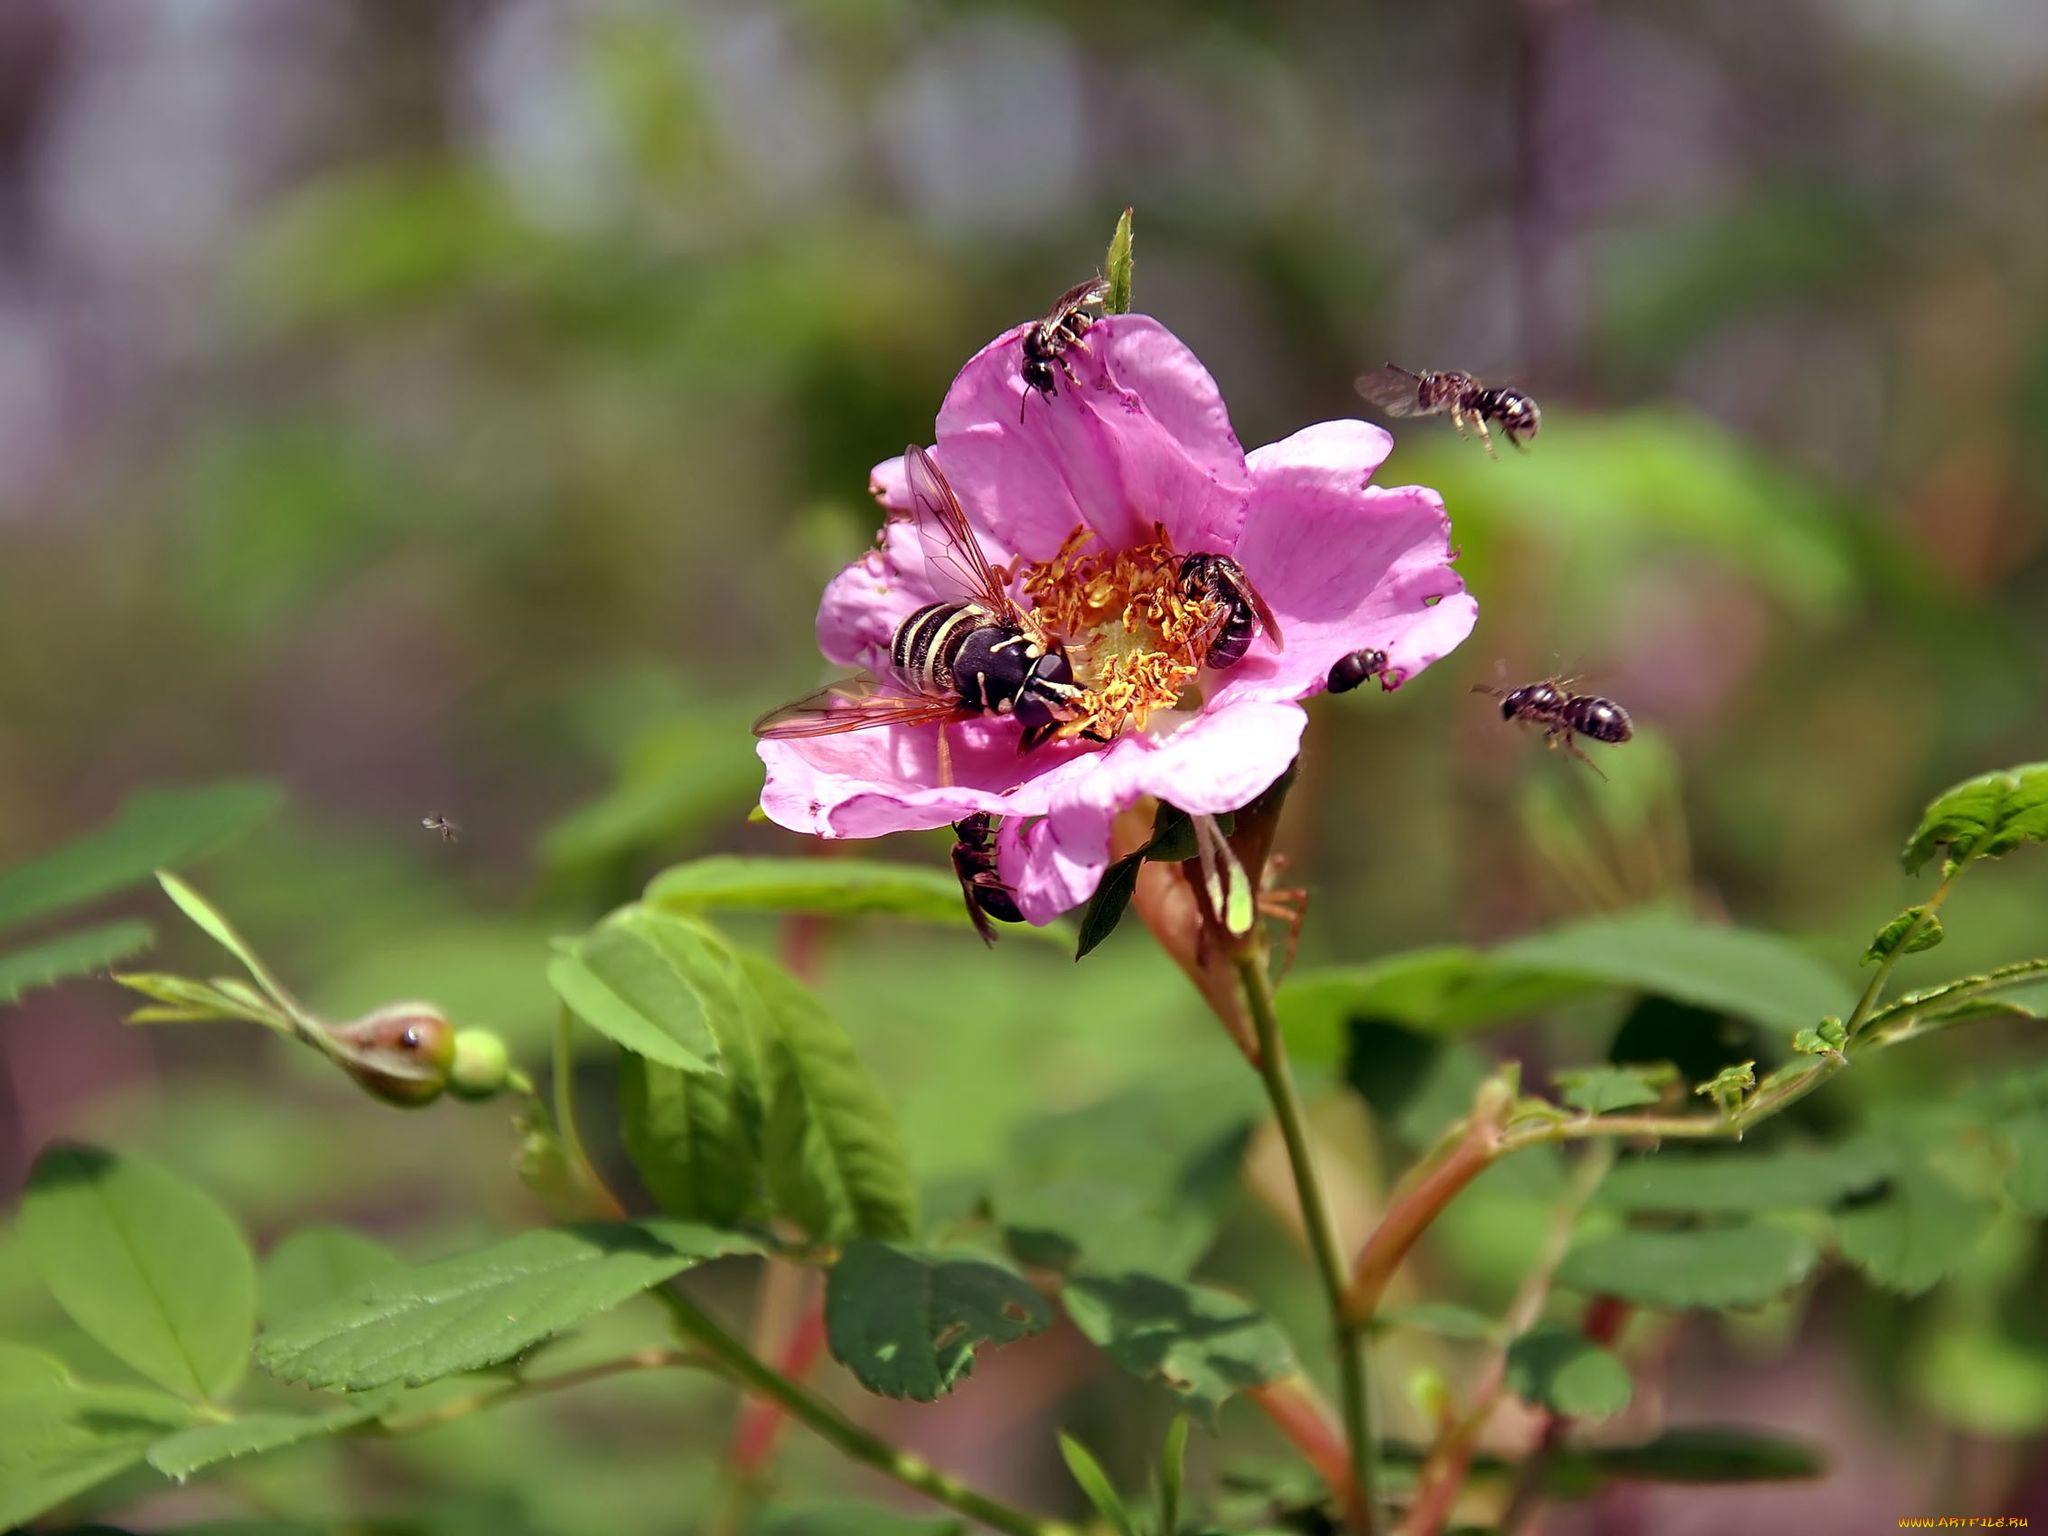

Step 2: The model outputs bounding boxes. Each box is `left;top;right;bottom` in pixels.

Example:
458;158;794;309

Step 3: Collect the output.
374;1349;704;1434
1846;866;1963;1038
656;1286;1075;1536
552;1005;627;1220
1236;950;1378;1535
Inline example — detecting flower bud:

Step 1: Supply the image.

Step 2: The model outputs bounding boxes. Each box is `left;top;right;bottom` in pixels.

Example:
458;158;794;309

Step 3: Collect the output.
448;1028;512;1100
330;1002;455;1107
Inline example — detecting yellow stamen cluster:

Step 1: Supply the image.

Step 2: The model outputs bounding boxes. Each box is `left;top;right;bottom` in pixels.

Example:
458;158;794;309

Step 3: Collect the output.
1018;523;1219;740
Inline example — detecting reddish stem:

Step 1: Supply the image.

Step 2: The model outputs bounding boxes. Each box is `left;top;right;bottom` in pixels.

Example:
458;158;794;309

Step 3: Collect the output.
1249;1376;1367;1527
731;1274;828;1475
1343;1100;1508;1323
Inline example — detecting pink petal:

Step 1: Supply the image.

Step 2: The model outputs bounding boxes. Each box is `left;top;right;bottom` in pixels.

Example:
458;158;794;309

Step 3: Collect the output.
997;699;1307;924
1209;420;1477;709
868;453;913;515
813;520;940;671
935;315;1250;562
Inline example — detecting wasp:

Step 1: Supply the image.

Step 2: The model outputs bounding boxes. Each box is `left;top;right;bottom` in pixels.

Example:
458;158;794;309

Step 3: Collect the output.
1326;648;1388;694
754;446;1086;777
1474;676;1632;777
1355;364;1540;459
950;812;1025;946
421;814;460;843
1019;277;1110;417
1178;552;1283;669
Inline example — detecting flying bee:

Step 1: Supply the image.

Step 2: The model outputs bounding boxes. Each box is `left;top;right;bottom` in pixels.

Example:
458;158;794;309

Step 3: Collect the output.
1473;676;1633;778
950;812;1025;946
1019;276;1110;417
1355;364;1541;459
1178;552;1283;669
753;446;1087;779
1326;648;1388;694
421;814;460;843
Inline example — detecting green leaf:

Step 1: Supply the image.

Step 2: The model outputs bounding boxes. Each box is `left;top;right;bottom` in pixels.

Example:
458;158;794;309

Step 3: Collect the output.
2003;1113;2048;1214
1279;950;1593;1066
259;1227;403;1327
1901;762;2048;874
1492;912;1852;1036
0;781;279;932
0;922;153;1006
1158;1413;1189;1536
618;920;768;1226
1553;1064;1673;1116
0;1385;195;1530
540;708;761;874
1504;1324;1632;1420
1064;1272;1296;1425
154;872;295;1013
1832;1163;1993;1296
1863;906;1944;965
1557;1226;1820;1310
1599;1146;1883;1214
648;855;1067;946
548;906;728;1073
146;1392;397;1480
0;1342;72;1390
1103;207;1135;316
1583;1424;1825;1483
255;1221;759;1391
1076;852;1144;960
1059;1431;1140;1536
743;951;919;1244
113;971;279;1027
1343;1020;1489;1149
824;1242;1052;1401
21;1145;257;1402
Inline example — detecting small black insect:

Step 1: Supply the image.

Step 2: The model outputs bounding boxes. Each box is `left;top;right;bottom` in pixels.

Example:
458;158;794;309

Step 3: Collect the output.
950;813;1024;946
1326;648;1389;694
1355;364;1541;459
1020;277;1110;416
421;814;460;843
1178;552;1283;669
1474;677;1633;777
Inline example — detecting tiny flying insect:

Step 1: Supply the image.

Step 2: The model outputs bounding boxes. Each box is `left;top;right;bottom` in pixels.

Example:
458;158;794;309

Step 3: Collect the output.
1473;676;1633;778
950;812;1025;947
421;814;460;843
1178;552;1283;669
753;445;1087;780
1019;276;1110;418
1326;647;1388;694
1355;364;1541;459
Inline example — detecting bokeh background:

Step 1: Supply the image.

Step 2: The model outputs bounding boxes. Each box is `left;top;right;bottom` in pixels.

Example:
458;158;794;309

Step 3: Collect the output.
3;1;2047;1532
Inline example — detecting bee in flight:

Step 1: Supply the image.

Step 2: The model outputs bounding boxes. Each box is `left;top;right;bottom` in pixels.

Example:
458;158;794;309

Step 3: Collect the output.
1179;552;1282;669
1474;676;1632;778
1326;647;1389;694
421;814;460;843
1355;364;1540;459
1019;276;1110;417
950;812;1025;946
753;445;1086;781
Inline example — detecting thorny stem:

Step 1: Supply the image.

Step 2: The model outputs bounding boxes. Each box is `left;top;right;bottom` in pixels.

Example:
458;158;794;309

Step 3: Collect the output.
654;1285;1075;1536
1397;1143;1616;1536
374;1349;704;1434
1236;949;1378;1534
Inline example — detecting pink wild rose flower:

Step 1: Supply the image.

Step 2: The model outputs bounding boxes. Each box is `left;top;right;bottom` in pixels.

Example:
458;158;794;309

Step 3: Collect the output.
756;313;1476;924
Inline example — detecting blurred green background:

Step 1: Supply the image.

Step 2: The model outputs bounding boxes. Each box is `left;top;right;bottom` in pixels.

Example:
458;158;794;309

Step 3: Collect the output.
2;0;2046;1530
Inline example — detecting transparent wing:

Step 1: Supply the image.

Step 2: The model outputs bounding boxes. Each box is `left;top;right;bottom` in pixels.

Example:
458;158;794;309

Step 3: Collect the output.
1039;276;1109;330
753;672;963;740
903;444;1026;626
1354;364;1431;417
1226;565;1284;652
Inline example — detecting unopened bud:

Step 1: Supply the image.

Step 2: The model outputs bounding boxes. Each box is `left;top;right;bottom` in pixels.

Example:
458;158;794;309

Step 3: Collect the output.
331;1002;455;1107
448;1028;512;1100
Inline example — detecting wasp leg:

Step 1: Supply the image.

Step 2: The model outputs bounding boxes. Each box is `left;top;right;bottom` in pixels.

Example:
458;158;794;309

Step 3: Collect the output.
1472;414;1498;461
1450;406;1469;439
938;722;954;789
1259;882;1309;980
1551;726;1608;782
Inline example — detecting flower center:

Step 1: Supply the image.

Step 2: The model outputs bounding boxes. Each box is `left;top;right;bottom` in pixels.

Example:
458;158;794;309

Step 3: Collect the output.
1017;524;1221;741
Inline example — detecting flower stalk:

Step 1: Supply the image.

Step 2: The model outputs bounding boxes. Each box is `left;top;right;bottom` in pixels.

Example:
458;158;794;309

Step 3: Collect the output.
1236;946;1378;1533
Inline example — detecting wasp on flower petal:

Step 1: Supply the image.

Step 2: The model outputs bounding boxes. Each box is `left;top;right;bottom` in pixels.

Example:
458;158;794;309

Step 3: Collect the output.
951;812;1024;946
753;446;1087;772
1019;276;1110;416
